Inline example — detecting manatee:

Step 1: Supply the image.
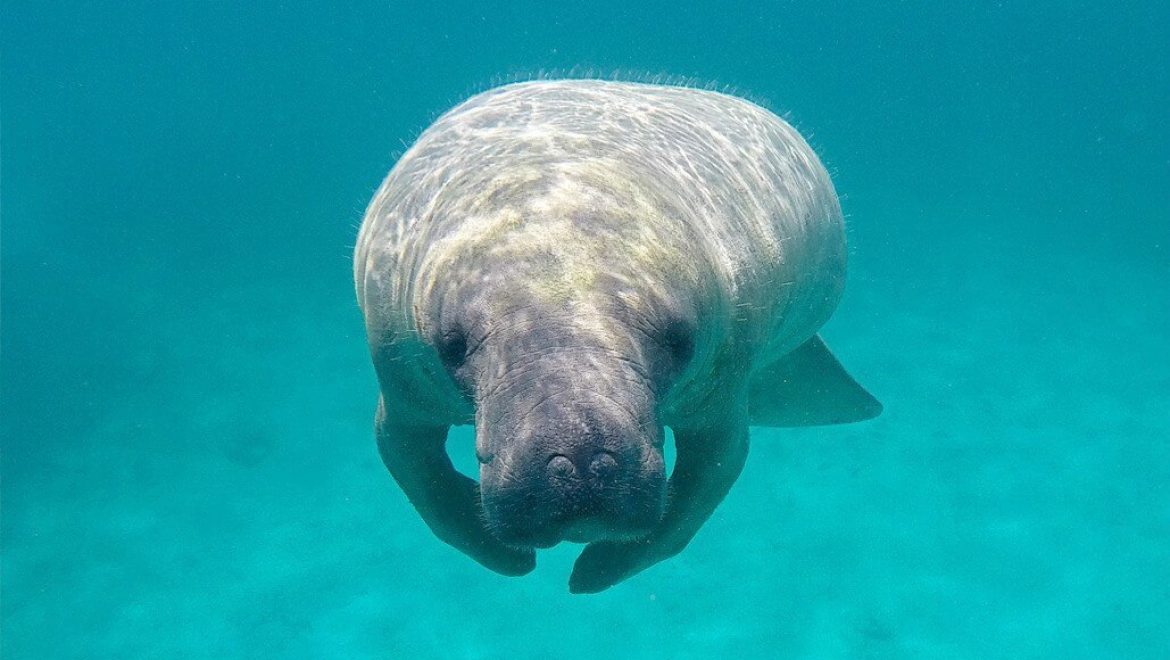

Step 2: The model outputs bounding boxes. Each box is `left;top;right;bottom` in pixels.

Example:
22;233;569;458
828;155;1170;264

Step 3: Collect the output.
353;79;881;593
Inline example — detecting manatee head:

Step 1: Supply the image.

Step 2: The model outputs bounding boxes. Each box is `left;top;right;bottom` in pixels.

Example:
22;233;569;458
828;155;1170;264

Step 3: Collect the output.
418;204;715;549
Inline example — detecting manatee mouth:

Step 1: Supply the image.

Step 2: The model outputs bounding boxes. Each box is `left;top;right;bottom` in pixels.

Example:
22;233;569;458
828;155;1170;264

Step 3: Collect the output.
562;518;609;543
479;442;667;549
472;343;669;548
561;517;654;544
485;499;664;549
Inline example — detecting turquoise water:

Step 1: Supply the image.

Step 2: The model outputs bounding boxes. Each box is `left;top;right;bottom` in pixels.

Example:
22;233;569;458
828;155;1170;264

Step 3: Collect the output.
2;1;1167;657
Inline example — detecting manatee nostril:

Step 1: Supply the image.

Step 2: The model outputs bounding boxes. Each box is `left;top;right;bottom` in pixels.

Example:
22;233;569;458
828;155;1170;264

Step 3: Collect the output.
588;451;618;482
547;454;576;480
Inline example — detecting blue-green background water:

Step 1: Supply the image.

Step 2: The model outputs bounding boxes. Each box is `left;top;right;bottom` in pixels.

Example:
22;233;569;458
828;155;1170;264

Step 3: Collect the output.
2;2;1168;657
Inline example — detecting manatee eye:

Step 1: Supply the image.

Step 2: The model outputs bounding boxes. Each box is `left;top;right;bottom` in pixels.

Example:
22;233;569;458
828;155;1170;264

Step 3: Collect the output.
437;329;468;367
662;319;695;368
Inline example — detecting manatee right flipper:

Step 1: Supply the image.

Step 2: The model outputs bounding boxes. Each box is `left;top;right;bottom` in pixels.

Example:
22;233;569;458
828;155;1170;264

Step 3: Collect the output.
748;335;882;427
569;414;750;593
375;396;536;576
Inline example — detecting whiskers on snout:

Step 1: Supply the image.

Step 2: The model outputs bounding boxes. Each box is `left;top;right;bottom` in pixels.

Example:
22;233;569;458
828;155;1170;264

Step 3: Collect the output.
479;435;667;549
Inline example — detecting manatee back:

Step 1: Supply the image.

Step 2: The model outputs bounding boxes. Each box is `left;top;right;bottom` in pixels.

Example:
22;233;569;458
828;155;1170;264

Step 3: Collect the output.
355;80;847;364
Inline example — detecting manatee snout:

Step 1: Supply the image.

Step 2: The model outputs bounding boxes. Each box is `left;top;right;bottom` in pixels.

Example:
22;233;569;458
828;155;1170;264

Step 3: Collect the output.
479;390;667;549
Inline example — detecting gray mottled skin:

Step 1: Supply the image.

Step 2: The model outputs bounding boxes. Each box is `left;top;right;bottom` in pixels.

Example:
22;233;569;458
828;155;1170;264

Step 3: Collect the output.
354;79;876;593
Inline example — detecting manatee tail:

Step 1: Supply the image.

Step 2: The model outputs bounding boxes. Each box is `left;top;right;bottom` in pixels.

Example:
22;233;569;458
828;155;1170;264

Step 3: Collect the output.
747;335;882;427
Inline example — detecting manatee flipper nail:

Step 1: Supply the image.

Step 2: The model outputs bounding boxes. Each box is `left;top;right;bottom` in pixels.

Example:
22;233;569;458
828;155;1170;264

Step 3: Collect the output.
375;398;536;576
569;419;749;593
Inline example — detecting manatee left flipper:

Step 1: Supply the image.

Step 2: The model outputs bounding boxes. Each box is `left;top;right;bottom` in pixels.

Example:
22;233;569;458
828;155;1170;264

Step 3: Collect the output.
568;419;749;593
375;397;536;577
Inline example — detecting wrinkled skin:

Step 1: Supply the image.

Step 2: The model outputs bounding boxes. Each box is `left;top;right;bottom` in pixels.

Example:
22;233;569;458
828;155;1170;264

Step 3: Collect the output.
443;257;704;539
372;253;747;593
464;305;672;551
356;79;859;592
